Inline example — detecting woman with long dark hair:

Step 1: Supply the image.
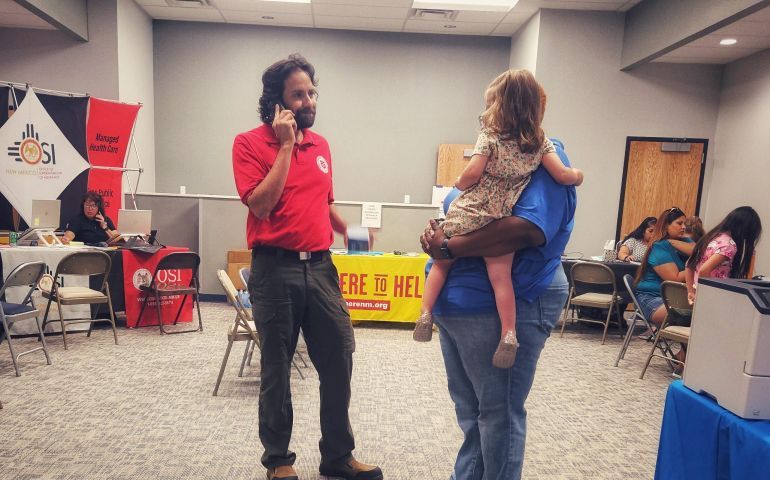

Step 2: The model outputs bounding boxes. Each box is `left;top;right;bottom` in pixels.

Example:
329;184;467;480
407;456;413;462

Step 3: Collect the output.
685;206;762;304
634;207;692;327
617;216;656;262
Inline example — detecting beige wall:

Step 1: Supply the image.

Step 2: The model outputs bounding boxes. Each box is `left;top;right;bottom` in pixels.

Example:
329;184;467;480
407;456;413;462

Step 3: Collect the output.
534;10;723;257
509;11;540;73
706;49;770;276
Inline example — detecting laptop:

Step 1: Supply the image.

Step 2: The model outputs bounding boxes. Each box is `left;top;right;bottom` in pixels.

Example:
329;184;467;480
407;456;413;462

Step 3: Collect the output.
117;209;152;236
30;199;61;229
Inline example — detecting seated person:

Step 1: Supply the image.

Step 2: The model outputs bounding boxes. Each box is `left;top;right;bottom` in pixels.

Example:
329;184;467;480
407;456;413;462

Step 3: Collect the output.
617;216;656;262
635;207;693;365
61;191;118;245
684;216;704;242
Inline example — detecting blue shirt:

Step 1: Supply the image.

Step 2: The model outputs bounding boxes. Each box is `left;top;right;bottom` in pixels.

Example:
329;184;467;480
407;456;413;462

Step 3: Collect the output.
636;239;690;295
431;139;577;314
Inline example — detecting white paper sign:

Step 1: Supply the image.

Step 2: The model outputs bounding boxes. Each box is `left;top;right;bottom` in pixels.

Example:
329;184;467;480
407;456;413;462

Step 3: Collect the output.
361;202;382;228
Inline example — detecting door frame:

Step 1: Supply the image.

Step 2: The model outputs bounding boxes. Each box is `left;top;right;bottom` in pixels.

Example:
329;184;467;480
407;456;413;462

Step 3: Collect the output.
615;136;709;242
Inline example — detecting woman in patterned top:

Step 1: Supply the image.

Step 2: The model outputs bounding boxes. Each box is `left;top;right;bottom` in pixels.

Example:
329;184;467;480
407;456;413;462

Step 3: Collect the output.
618;216;656;262
685;206;762;304
413;69;583;369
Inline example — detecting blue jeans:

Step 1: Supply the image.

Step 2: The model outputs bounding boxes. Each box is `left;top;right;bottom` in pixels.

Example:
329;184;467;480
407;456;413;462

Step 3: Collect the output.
435;268;568;480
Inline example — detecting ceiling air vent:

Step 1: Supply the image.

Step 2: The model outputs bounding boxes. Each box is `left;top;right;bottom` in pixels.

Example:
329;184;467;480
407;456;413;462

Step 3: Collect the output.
166;0;211;7
412;9;458;21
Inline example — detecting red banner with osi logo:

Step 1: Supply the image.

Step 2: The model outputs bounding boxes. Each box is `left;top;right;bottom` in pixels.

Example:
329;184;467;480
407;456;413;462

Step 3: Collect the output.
122;247;193;328
86;98;141;222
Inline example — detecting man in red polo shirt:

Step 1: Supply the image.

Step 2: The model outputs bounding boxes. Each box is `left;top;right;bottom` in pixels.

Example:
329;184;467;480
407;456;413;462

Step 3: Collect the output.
232;54;383;480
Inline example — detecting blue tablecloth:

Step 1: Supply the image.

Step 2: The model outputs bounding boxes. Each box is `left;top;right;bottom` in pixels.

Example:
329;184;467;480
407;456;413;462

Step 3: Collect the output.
656;380;770;479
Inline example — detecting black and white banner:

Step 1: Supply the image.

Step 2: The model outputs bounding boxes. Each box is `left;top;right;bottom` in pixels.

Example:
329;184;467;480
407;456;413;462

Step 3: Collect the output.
0;89;89;228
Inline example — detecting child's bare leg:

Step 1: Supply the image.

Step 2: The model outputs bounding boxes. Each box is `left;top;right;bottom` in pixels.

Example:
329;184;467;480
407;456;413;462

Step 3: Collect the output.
414;258;454;342
485;253;519;368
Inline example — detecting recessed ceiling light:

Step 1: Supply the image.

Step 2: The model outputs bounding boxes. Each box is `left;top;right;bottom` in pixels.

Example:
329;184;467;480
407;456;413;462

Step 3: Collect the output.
262;15;275;20
720;38;738;46
444;24;457;28
414;0;519;13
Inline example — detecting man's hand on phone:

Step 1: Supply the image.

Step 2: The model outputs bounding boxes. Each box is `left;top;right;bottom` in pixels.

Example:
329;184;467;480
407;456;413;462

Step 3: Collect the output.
272;104;296;147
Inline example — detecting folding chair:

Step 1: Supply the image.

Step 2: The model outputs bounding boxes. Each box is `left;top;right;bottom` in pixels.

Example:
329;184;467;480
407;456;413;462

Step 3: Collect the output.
640;281;692;379
41;251;118;350
614;274;658;366
137;252;203;335
213;270;262;395
560;261;623;344
0;261;51;376
239;267;308;371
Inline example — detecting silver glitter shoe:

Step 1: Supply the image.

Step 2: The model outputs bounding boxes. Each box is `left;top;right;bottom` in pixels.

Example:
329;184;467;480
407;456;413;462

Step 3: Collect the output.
492;330;519;368
413;311;434;342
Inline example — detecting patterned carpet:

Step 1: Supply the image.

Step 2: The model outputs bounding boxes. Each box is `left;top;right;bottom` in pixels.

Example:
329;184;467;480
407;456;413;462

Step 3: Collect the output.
0;302;675;479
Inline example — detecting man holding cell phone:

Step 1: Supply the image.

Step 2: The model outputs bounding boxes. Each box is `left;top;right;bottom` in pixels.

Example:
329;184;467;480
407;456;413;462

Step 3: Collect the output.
231;54;382;480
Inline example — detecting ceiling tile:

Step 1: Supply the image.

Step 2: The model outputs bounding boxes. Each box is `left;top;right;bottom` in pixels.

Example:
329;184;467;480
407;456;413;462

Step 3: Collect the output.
689;34;770;50
404;18;496;34
453;10;508;23
222;11;314;25
745;5;770;22
538;0;624;11
500;10;534;24
143;5;226;21
712;20;770;37
313;3;409;18
213;0;312;14
312;0;413;6
314;15;404;29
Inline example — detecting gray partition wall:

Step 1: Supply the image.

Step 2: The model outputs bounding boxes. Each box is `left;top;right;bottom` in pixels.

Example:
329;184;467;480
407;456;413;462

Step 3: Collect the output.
129;193;437;295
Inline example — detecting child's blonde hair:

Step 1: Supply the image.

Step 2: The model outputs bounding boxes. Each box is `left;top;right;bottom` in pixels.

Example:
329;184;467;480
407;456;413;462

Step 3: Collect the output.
480;69;546;154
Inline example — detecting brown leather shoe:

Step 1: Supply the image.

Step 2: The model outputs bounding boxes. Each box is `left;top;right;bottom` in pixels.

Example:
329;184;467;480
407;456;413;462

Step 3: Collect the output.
266;465;299;480
320;458;383;480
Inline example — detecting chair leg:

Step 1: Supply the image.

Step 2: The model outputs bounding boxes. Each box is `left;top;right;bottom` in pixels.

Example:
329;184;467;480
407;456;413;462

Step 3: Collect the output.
295;351;308;368
194;293;203;332
137;292;150;328
559;288;574;337
640;331;663;379
55;301;68;350
40;296;54;334
2;318;21;377
238;340;250;377
172;293;189;326
155;290;164;335
614;315;638;367
213;338;235;396
292;359;305;380
600;303;613;345
106;288;118;346
246;340;256;366
35;315;52;366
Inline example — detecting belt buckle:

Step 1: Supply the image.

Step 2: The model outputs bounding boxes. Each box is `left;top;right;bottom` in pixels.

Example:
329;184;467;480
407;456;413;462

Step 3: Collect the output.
299;251;311;261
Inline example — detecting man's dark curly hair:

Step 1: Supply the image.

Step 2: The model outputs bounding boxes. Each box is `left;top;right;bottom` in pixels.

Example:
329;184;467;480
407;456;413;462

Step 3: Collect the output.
258;53;318;124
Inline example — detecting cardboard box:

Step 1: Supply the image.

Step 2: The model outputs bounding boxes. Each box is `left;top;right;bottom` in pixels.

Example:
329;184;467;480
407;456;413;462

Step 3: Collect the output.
227;249;251;290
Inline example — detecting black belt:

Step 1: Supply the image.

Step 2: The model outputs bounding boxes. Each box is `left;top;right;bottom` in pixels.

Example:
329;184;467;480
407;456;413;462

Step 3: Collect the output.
252;246;329;262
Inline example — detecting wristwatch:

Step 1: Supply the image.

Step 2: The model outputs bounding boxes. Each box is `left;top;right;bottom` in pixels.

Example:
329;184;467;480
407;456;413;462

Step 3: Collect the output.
439;237;454;259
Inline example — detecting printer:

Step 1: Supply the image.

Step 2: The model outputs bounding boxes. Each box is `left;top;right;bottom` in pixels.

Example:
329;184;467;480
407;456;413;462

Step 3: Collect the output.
683;278;770;419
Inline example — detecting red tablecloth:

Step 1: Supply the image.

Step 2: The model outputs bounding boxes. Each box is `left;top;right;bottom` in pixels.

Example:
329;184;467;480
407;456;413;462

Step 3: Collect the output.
122;247;193;328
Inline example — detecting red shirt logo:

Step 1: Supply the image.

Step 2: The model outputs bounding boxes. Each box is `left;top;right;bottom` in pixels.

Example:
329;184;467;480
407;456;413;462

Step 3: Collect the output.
316;155;329;174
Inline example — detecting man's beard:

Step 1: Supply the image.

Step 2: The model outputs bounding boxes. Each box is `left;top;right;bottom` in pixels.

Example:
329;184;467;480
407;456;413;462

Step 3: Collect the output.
295;108;315;129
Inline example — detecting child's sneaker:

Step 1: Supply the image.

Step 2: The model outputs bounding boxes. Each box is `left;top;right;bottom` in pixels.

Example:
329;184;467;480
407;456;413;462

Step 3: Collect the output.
492;330;518;368
413;312;434;342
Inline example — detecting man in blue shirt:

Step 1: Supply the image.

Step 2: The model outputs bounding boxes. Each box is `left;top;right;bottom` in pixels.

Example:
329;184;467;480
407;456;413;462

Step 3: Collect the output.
421;139;576;480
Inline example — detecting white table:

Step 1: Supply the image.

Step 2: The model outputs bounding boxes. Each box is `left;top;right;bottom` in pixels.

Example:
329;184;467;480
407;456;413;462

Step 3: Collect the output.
1;246;95;334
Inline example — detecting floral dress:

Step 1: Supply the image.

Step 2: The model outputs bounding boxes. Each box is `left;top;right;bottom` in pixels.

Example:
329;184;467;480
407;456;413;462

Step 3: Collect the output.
441;128;555;237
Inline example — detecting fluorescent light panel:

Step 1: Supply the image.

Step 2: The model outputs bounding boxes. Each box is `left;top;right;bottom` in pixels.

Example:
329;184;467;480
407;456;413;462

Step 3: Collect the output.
412;0;518;12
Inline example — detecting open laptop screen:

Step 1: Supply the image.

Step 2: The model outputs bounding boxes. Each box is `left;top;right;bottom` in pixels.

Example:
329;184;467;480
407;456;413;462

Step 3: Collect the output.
118;209;152;236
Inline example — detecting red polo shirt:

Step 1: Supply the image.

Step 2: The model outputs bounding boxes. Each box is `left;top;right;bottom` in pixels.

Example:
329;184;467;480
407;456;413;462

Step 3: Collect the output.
232;124;335;251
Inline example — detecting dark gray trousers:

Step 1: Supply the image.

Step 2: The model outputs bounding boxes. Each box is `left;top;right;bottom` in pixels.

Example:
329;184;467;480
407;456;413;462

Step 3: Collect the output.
249;250;356;469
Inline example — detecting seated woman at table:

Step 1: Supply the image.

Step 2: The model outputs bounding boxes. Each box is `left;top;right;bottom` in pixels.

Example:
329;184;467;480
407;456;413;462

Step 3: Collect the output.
61;191;118;245
635;207;693;364
617;216;656;262
685;206;762;305
684;216;705;242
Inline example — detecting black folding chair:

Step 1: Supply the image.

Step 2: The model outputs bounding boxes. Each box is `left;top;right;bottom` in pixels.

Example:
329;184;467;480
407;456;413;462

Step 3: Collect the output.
137;252;203;334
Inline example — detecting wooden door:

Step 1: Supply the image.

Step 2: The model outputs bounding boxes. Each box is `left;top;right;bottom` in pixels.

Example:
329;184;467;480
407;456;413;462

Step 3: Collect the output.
436;144;474;186
616;137;707;241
